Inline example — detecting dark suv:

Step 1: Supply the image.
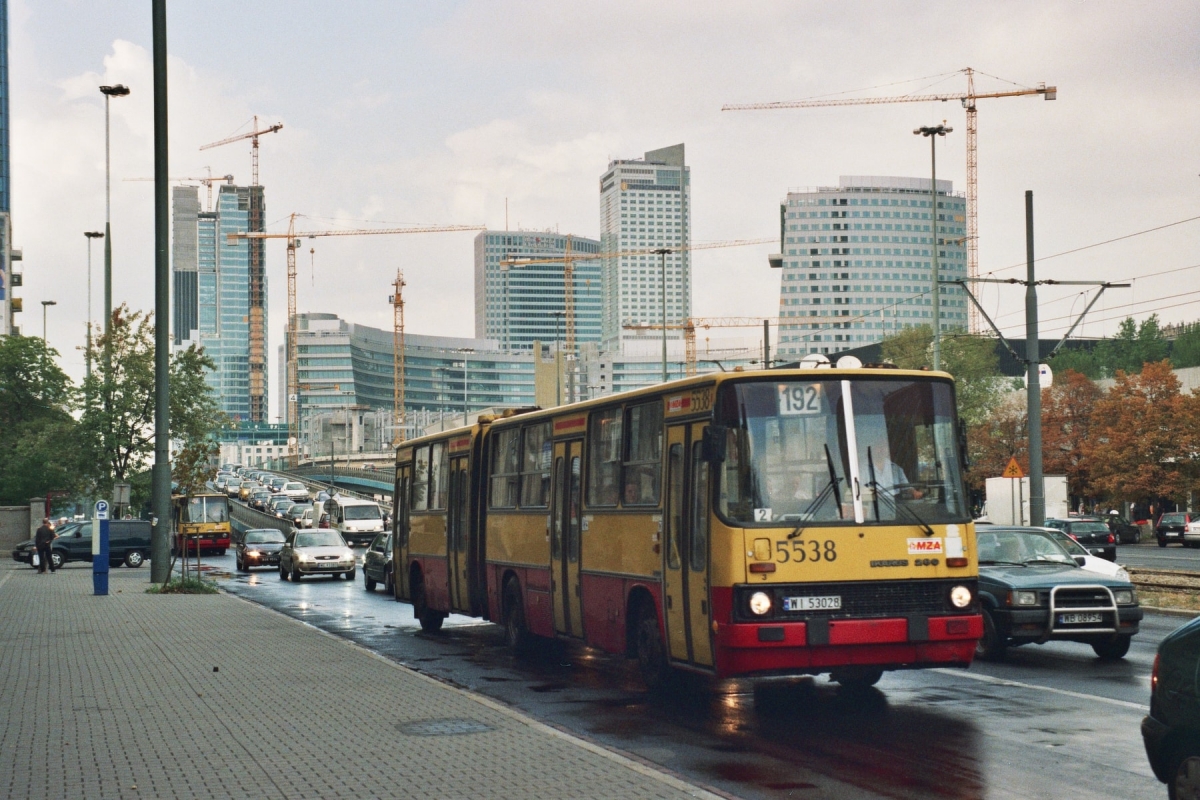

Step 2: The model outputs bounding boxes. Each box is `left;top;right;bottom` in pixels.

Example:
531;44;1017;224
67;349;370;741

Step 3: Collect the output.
1157;512;1193;548
1044;518;1116;561
10;520;152;569
1144;615;1200;796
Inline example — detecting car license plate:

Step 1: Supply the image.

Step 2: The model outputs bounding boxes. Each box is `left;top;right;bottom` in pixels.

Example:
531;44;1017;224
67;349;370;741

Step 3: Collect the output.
1058;613;1103;624
783;595;841;611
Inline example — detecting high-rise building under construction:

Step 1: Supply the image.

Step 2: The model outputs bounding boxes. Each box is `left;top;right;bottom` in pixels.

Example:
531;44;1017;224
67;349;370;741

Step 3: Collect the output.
171;181;268;421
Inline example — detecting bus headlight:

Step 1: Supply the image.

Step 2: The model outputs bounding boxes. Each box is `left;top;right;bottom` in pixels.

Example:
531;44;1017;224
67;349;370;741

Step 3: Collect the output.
748;591;772;616
949;585;974;609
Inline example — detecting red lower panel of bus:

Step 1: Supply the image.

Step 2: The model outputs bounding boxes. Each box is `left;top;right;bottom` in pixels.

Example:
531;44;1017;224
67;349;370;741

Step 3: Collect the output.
176;535;230;554
485;565;555;637
412;556;450;612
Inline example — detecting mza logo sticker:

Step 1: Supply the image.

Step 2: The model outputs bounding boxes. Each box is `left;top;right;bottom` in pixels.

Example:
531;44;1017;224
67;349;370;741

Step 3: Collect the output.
907;538;944;555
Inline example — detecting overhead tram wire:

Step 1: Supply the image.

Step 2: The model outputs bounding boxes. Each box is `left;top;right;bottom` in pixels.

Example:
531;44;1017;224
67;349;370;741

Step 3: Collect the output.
990;260;1200;323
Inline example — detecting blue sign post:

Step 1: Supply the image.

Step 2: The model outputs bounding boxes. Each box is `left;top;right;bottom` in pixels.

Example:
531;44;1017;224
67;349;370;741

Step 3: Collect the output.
93;500;110;596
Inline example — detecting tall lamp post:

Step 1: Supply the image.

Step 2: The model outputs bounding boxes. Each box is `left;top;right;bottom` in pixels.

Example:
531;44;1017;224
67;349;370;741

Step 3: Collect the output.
99;84;130;342
41;300;56;342
652;248;672;383
84;231;104;381
552;311;564;406
914;123;952;371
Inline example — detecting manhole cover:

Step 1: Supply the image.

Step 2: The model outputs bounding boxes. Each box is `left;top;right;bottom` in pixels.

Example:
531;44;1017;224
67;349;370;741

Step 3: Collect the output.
396;718;493;736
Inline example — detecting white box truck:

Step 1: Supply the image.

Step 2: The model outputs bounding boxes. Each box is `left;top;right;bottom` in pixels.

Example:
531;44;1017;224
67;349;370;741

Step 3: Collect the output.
983;475;1069;525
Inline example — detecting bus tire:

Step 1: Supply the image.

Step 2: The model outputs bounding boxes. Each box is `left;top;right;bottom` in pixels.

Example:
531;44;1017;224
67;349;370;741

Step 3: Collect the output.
412;569;444;633
634;604;671;691
831;666;883;689
503;579;531;654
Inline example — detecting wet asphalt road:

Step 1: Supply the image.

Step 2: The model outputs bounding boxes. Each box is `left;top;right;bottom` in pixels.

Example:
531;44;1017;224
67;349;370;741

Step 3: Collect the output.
1116;540;1200;571
185;542;1185;800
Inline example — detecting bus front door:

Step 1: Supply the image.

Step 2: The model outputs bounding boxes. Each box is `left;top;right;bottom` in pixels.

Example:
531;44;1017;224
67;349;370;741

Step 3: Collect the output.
550;439;584;637
664;424;713;667
447;457;471;613
394;465;411;601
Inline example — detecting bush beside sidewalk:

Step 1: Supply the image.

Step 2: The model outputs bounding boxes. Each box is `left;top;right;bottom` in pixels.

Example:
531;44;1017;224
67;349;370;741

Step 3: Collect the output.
0;563;720;800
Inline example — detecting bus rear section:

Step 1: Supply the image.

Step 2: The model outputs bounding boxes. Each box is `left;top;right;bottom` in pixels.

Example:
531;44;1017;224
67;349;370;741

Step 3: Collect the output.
173;493;232;556
706;373;981;684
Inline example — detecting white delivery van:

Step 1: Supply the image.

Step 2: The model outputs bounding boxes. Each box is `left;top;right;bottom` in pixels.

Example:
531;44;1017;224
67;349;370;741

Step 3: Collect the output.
323;495;384;546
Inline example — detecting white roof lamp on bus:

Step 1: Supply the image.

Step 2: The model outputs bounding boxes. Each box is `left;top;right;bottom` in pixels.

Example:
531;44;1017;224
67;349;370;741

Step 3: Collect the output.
713;370;968;541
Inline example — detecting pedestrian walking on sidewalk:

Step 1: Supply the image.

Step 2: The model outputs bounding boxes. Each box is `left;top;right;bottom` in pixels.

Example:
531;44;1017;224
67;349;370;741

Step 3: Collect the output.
34;518;57;574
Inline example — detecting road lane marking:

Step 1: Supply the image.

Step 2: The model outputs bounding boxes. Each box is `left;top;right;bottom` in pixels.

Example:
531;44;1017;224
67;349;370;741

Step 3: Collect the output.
932;668;1147;711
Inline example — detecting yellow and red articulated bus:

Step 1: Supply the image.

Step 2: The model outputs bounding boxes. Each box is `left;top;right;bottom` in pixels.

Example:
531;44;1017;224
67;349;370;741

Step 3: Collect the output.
392;366;981;688
172;493;232;556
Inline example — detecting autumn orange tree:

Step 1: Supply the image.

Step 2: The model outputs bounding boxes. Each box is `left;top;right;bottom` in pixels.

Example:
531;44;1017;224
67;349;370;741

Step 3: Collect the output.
1087;360;1200;504
966;394;1028;491
1041;369;1102;499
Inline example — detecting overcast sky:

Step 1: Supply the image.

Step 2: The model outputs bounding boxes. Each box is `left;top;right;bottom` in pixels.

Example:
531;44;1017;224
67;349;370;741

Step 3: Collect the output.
11;1;1200;404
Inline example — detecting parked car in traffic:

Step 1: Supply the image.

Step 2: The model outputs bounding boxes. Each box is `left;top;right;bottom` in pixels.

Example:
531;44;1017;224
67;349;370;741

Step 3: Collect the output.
250;490;274;511
975;526;1142;662
1044;529;1131;581
287;504;314;529
1044;518;1116;561
266;476;288;494
1144;614;1200;798
362;532;394;593
239;482;262;502
280;481;310;502
267;495;295;517
1157;512;1193;548
278;530;356;581
236;528;286;572
1100;512;1142;544
11;520;152;570
224;480;243;498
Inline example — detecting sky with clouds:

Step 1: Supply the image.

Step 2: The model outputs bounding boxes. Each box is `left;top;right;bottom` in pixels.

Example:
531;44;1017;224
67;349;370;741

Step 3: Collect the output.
10;1;1200;408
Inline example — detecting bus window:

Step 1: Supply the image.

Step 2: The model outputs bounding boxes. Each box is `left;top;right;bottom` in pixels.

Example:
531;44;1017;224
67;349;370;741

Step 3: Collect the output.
586;408;622;507
623;401;663;506
519;422;552;508
430;442;449;510
184;495;228;524
690;442;709;572
490;428;520;508
567;456;582;563
412;446;430;512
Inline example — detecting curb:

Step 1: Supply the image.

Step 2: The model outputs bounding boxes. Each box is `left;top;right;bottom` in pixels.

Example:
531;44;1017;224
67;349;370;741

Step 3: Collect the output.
217;587;734;800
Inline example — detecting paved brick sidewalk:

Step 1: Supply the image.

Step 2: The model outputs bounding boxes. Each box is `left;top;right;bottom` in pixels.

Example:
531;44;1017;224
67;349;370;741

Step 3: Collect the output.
0;563;722;800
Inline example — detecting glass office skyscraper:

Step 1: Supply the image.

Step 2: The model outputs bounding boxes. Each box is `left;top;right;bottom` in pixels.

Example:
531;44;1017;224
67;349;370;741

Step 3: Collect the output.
474;230;602;352
776;176;969;358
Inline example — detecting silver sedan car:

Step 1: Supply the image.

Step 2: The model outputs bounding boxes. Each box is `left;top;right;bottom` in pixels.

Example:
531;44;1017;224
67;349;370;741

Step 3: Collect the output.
279;530;356;581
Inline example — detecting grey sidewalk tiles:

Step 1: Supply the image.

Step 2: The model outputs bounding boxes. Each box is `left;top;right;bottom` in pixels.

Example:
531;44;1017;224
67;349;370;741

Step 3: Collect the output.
0;563;724;800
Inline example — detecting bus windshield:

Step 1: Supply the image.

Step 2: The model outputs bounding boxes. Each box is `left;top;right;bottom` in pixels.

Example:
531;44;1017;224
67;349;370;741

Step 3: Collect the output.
715;378;967;526
183;496;229;524
343;504;381;521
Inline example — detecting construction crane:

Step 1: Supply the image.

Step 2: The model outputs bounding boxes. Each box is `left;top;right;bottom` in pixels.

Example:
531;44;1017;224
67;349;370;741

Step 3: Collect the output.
500;237;777;358
201;117;284;423
199;115;283;187
228;217;484;465
125;169;234;211
722;67;1056;333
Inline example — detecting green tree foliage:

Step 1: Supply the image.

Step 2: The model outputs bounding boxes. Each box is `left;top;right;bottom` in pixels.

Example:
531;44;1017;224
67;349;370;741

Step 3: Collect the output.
879;326;1007;426
78;305;227;501
0;335;81;504
1170;322;1200;369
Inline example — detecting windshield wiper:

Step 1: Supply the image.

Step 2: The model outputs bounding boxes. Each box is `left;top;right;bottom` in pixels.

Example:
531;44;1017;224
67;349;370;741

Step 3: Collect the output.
867;447;880;522
870;477;935;536
787;480;838;539
824;444;844;519
979;560;1026;567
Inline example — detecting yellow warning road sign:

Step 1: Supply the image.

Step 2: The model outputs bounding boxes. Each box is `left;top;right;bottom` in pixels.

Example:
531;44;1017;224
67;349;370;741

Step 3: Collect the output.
1002;458;1025;479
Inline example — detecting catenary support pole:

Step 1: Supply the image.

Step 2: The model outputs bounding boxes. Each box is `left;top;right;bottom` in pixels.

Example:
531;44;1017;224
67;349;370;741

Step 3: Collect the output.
1024;190;1045;527
150;0;172;583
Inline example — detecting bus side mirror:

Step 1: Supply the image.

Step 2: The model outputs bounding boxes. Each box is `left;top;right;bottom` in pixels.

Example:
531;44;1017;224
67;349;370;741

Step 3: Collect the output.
702;426;728;463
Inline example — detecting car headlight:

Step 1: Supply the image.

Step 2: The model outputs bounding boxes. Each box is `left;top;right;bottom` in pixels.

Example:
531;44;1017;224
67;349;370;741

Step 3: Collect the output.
1114;589;1135;605
246;549;261;557
1010;590;1037;607
748;591;772;616
298;553;313;563
949;585;974;608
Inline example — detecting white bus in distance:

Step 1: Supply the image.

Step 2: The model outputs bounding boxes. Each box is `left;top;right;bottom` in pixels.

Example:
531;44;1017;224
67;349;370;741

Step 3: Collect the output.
322;495;384;547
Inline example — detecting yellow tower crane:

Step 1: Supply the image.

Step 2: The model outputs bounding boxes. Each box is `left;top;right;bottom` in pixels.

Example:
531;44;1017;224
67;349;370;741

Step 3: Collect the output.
625;315;810;375
722;68;1056;333
125;168;234;211
228;218;484;465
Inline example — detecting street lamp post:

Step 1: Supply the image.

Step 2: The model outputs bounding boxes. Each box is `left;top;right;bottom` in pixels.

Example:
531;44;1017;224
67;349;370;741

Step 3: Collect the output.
41;300;56;342
84;231;104;381
653;248;671;383
552;311;564;406
914;123;951;371
99;84;130;342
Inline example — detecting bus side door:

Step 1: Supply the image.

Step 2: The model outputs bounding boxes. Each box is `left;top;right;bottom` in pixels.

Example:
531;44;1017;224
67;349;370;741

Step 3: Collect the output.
447;456;471;613
394;465;411;601
550;439;584;638
664;424;714;667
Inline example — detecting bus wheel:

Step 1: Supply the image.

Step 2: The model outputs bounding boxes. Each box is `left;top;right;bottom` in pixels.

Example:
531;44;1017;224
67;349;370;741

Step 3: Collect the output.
503;579;531;654
831;666;883;690
412;571;444;633
635;605;671;691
